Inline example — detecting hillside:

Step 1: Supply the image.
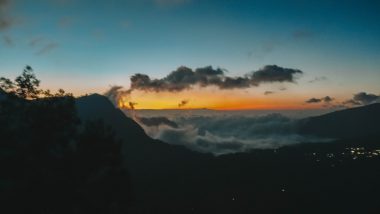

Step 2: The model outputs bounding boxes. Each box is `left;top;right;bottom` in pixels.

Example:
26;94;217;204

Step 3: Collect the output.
299;103;380;140
74;94;380;213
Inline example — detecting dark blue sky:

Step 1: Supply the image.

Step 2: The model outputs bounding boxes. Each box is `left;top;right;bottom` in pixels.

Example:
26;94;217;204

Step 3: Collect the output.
0;0;379;106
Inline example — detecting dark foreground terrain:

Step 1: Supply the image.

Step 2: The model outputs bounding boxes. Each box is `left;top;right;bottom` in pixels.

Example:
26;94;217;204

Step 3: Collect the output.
1;87;380;213
77;95;380;214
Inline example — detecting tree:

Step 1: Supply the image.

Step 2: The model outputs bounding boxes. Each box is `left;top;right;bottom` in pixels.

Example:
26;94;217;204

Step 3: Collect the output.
0;77;15;92
0;67;132;213
14;66;41;99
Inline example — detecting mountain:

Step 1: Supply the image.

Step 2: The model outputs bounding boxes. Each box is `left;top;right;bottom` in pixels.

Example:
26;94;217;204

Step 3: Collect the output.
75;94;212;204
75;95;380;213
298;103;380;140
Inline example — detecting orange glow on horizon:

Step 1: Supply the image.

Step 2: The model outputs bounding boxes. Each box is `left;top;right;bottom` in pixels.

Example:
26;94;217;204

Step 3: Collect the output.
115;88;332;110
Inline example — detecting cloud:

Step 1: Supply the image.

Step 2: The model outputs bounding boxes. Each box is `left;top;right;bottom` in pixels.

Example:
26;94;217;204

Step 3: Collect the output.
178;99;189;108
305;96;334;104
306;98;321;103
105;65;303;111
308;76;327;83
0;0;15;31
322;96;333;103
104;86;132;107
250;65;303;85
264;91;274;95
130;65;303;93
35;42;59;55
343;92;380;106
104;86;124;105
138;114;329;155
138;117;178;128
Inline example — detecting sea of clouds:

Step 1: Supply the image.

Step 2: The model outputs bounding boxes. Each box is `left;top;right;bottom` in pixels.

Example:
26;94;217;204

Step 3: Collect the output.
128;110;330;155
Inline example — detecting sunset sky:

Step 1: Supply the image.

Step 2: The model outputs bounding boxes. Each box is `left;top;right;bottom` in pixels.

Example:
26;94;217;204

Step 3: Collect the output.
1;0;379;109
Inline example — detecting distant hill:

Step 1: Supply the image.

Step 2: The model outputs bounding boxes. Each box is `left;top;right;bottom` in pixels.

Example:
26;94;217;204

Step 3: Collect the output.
74;94;380;213
298;103;380;140
75;93;208;161
75;94;211;201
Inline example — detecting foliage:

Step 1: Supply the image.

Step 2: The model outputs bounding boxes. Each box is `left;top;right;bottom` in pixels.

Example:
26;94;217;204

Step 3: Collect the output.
0;67;132;213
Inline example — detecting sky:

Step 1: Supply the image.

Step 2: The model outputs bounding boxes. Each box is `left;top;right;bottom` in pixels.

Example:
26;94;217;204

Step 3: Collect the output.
1;0;379;109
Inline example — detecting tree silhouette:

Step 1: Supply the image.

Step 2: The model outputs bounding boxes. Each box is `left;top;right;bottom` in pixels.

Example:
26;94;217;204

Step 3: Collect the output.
14;66;41;99
0;67;132;214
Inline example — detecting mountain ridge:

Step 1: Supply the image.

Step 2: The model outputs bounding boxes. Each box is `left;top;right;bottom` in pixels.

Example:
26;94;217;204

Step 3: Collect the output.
299;103;380;139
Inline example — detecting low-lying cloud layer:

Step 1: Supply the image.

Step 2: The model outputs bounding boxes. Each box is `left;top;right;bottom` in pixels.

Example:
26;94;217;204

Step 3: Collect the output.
136;114;328;155
139;116;179;128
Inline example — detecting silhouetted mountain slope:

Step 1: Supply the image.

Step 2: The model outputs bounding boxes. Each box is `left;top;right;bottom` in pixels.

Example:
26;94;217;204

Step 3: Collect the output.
0;89;6;101
76;94;212;202
75;94;208;161
76;94;148;141
299;103;380;139
75;95;380;213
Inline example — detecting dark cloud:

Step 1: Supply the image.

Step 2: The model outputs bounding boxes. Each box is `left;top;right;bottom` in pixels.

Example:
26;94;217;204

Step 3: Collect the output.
105;65;303;111
35;42;58;55
306;96;334;104
322;96;333;103
0;0;15;31
344;92;380;106
308;76;327;83
138;117;178;128
264;91;274;95
178;99;189;108
343;99;361;106
130;65;303;93
306;98;321;103
250;65;303;85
